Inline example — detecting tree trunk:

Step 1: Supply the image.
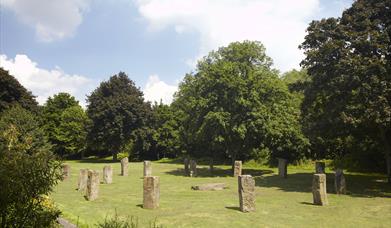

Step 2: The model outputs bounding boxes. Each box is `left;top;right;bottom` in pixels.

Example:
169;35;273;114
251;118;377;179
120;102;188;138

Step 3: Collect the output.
113;152;118;161
380;128;391;184
231;153;236;174
209;157;214;174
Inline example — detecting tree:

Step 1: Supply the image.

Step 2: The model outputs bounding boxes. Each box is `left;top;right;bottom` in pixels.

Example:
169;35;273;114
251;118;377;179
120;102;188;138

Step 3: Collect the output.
152;102;181;159
56;106;89;158
87;72;151;161
300;0;391;182
0;68;38;113
0;105;62;227
173;41;308;168
281;69;311;93
42;93;80;157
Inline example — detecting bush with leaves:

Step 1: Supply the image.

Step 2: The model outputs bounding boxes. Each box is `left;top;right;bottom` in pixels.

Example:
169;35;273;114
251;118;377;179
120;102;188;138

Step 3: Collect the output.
0;105;62;227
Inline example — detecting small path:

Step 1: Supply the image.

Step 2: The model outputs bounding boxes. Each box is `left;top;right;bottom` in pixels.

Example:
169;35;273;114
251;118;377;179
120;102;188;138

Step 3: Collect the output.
57;217;77;228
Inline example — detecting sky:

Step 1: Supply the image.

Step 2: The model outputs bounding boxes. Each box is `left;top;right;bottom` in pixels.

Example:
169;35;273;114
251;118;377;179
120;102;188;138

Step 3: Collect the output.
0;0;353;106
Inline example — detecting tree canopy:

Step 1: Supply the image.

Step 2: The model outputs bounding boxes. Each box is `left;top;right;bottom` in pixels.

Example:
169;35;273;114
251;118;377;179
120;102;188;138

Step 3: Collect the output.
173;41;308;166
42;93;82;157
300;0;391;181
86;72;151;160
0;68;38;114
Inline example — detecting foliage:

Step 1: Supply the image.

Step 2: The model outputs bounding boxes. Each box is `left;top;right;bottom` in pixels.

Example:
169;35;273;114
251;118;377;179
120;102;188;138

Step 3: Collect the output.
173;41;309;164
97;212;163;228
281;69;311;93
300;0;391;180
0;68;39;114
86;72;152;160
132;102;181;161
56;105;89;158
42;93;85;158
0;105;62;227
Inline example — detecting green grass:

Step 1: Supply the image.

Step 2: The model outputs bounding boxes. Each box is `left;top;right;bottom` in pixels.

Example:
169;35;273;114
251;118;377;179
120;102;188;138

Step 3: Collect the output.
51;160;391;227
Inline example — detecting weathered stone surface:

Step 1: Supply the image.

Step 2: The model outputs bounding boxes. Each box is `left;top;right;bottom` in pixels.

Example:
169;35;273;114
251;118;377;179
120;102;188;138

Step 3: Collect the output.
312;174;328;206
77;169;88;191
315;162;326;174
184;158;190;176
189;160;197;177
335;169;347;194
144;161;152;177
234;160;242;177
121;157;129;176
278;158;288;178
238;175;255;212
62;164;71;180
103;165;113;184
86;170;99;201
143;176;160;209
191;183;227;191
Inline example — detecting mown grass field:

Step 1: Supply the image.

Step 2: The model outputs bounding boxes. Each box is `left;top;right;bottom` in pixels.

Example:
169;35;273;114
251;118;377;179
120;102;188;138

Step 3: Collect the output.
51;159;391;227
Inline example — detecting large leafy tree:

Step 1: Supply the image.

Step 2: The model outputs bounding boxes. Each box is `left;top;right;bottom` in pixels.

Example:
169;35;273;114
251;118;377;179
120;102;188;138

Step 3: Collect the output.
42;93;81;157
174;41;308;167
300;0;391;182
56;106;89;158
87;72;151;161
0;68;38;113
0;105;62;227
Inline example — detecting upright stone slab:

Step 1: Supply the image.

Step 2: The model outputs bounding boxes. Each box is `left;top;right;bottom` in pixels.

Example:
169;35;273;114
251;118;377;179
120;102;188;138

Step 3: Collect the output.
234;160;242;177
312;174;328;206
184;158;190;176
335;169;347;194
278;158;288;178
121;157;129;176
62;164;71;180
189;160;197;177
144;161;152;177
86;170;99;201
238;175;255;212
143;176;160;209
103;165;113;184
315;162;326;174
77;169;88;191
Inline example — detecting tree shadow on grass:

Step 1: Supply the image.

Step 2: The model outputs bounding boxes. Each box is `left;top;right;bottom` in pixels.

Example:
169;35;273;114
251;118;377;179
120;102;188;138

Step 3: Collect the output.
225;206;241;211
255;172;391;198
165;167;273;178
76;159;118;164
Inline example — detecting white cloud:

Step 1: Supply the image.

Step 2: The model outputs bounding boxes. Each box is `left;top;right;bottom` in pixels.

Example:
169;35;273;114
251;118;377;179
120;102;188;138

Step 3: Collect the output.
1;0;90;42
134;0;323;72
143;74;177;104
0;54;94;107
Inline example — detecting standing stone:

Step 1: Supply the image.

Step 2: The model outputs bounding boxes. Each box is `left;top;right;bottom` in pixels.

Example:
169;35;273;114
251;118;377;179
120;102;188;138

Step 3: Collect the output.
238;175;256;212
121;157;129;176
315;162;326;174
234;160;242;177
143;176;160;209
312;174;328;206
189;160;197;177
335;169;347;194
144;161;152;177
62;164;71;180
278;158;288;178
86;170;99;201
77;169;88;191
103;165;113;184
184;158;190;176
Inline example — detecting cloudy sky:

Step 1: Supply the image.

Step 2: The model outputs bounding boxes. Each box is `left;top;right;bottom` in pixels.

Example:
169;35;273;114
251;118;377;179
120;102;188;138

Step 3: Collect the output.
0;0;352;106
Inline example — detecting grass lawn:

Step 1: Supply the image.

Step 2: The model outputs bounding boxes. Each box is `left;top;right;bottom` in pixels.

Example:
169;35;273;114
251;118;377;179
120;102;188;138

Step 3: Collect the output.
51;159;391;227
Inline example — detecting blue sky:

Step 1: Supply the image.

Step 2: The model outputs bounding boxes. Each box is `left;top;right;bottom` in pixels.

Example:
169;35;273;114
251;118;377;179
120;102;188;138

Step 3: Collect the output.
0;0;352;106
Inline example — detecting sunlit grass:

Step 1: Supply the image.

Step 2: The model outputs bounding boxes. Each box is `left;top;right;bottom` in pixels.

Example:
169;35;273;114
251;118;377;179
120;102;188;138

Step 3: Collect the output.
51;159;391;227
